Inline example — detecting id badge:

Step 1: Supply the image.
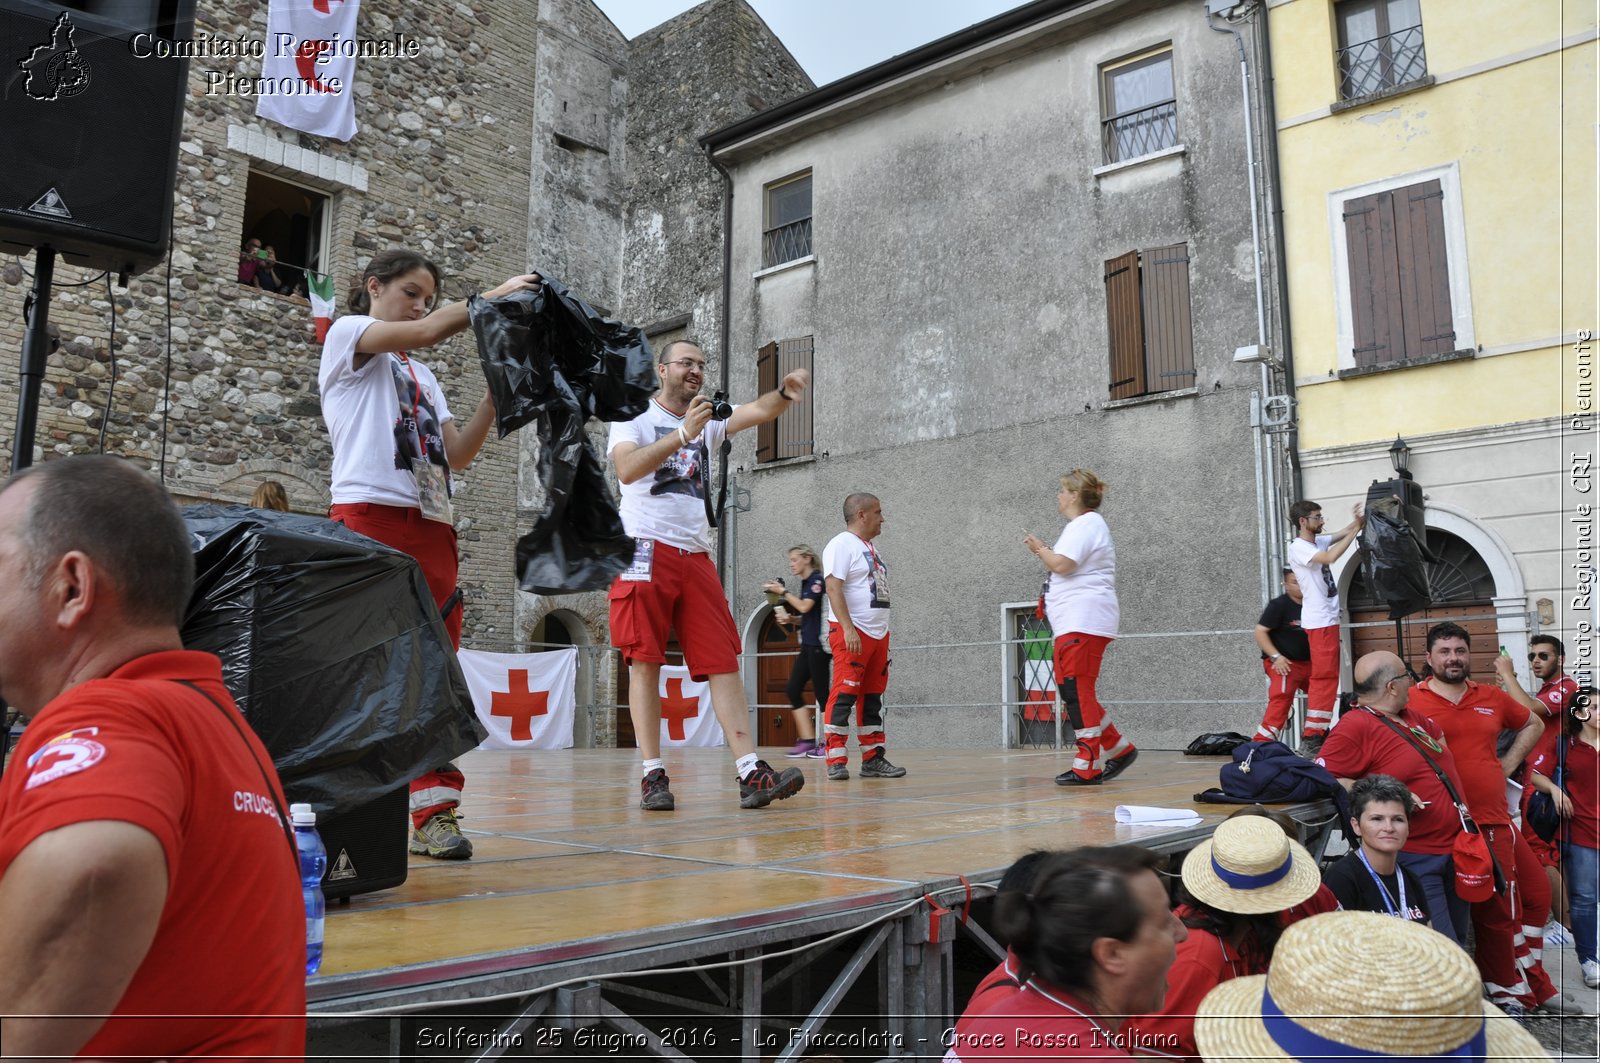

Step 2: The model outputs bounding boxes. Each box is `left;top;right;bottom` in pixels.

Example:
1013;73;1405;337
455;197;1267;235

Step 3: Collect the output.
415;462;454;525
621;538;655;582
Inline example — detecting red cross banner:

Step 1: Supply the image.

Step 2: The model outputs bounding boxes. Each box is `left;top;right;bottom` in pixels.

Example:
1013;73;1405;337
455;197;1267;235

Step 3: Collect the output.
658;666;724;748
457;648;576;750
255;0;363;142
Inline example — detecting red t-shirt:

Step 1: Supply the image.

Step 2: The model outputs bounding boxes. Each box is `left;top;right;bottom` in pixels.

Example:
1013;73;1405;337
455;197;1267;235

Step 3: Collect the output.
0;651;306;1058
949;980;1138;1061
1536;675;1580;718
1123;928;1262;1063
1318;706;1466;854
1530;733;1600;848
1408;679;1530;826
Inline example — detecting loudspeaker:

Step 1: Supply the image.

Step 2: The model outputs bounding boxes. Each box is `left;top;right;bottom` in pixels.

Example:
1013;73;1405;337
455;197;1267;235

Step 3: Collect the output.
0;0;196;276
319;786;410;901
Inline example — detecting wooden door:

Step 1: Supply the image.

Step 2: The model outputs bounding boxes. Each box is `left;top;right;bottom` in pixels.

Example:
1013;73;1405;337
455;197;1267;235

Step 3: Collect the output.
756;612;803;746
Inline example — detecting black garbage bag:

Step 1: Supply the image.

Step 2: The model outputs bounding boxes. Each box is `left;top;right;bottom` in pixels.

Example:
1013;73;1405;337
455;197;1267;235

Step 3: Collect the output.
1359;494;1434;620
469;278;656;594
180;505;485;816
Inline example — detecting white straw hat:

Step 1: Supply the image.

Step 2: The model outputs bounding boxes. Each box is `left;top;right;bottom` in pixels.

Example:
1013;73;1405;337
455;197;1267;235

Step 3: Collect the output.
1181;816;1321;915
1194;911;1549;1061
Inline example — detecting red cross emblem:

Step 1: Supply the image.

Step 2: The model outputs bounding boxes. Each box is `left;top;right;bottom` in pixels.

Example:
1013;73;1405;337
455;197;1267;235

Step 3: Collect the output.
660;678;701;741
490;669;550;741
31;748;76;773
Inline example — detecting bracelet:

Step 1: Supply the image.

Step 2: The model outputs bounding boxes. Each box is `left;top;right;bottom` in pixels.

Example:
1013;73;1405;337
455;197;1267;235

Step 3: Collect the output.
676;426;688;447
778;387;794;401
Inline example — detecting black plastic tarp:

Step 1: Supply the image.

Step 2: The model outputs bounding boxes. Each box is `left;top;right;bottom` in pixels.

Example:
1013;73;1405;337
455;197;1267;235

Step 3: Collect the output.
469;278;656;594
180;505;484;815
1358;494;1434;620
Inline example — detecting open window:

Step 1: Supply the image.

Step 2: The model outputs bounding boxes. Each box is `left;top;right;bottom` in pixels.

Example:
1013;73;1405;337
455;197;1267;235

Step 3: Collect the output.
239;170;330;298
1104;244;1195;400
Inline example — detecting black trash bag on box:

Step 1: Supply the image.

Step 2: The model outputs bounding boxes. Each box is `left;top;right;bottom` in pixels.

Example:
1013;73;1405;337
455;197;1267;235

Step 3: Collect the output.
1359;495;1434;620
468;279;656;594
180;505;485;817
1183;731;1252;756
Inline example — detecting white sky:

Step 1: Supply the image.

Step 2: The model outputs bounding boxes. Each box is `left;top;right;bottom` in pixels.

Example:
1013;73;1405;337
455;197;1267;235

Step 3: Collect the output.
593;0;1024;86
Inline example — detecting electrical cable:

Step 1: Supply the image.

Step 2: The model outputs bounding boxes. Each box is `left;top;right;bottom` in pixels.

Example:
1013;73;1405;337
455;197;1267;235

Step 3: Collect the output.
158;192;177;484
97;272;117;453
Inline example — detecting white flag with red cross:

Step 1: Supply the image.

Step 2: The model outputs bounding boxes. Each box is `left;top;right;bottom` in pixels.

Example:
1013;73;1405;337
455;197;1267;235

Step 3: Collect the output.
458;648;576;750
255;0;363;142
658;666;725;747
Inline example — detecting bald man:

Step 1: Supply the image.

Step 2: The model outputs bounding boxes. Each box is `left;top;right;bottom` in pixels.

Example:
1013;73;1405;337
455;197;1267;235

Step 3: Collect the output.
1316;650;1472;944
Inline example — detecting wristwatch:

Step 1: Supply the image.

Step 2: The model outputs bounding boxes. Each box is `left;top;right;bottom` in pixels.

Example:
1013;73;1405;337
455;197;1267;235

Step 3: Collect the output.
1269;653;1282;661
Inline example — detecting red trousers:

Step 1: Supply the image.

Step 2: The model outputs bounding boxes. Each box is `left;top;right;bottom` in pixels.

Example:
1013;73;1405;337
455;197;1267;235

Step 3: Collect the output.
825;624;889;762
1254;657;1313;740
1304;625;1340;736
330;502;465;828
1053;632;1132;781
1473;824;1534;1009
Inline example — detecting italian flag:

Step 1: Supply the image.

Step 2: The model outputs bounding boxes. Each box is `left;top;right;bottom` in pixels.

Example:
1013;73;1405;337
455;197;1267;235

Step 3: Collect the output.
307;273;336;342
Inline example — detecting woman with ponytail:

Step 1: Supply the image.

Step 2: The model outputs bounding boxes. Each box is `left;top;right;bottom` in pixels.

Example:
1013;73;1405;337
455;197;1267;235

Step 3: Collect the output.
318;248;540;861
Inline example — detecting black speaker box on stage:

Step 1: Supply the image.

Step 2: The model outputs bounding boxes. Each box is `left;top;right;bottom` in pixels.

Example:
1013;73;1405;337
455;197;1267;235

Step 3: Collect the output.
0;0;197;277
318;786;410;901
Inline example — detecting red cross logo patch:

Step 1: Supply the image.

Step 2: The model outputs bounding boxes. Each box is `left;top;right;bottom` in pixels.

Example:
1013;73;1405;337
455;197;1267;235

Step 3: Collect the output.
25;738;106;791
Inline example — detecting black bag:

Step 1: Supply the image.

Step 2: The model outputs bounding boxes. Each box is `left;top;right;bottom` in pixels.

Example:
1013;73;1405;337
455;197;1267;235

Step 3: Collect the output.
1184;731;1252;756
1194;740;1339;804
1525;736;1566;843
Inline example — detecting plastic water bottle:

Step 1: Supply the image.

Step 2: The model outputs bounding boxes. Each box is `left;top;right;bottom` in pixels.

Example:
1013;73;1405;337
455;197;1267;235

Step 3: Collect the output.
291;803;327;976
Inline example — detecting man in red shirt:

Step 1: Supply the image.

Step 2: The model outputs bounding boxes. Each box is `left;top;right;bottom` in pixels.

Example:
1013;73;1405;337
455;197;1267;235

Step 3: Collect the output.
0;456;305;1058
1407;622;1562;1018
1317;649;1470;943
1527;634;1579;933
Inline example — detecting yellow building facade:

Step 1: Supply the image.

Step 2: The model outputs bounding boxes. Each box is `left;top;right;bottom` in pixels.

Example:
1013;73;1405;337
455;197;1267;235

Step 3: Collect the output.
1268;0;1596;677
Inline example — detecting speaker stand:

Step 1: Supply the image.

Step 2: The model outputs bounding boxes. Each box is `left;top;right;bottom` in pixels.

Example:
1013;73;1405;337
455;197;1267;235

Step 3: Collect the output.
11;245;55;473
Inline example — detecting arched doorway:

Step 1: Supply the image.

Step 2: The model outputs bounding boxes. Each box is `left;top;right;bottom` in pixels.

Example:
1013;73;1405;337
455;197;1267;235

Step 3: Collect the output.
1348;528;1501;673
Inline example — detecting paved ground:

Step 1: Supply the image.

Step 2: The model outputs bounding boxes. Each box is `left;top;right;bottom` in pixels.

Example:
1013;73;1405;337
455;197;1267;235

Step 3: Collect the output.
1527;928;1598;1059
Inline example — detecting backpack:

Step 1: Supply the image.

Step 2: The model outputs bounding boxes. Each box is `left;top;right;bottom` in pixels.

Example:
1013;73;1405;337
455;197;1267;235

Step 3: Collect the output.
1195;740;1339;804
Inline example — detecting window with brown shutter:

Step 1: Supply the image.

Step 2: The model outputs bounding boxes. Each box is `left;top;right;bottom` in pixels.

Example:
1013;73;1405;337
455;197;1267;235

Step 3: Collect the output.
1104;245;1194;399
1341;178;1454;367
755;336;814;464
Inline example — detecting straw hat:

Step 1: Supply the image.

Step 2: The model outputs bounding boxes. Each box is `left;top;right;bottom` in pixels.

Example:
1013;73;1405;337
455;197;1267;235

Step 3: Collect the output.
1180;817;1321;915
1194;911;1549;1062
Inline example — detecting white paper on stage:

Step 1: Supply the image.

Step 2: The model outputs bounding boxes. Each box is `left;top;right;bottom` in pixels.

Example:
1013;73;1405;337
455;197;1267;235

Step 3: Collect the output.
458;648;576;750
1114;805;1202;826
658;665;724;747
255;0;363;142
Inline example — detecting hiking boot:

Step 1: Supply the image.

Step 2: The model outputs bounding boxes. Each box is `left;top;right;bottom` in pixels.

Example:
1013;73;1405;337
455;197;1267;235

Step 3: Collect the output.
1055;770;1101;786
1536;993;1587;1016
739;760;805;809
1101;748;1139;783
786;739;818;759
1297;734;1325;760
859;754;907;778
640;767;676;811
827;762;850;781
409;809;473;860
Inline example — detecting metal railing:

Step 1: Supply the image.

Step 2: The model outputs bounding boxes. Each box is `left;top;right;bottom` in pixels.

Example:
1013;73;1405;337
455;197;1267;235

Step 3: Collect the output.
1101;99;1177;164
1337;25;1427;101
761;218;812;269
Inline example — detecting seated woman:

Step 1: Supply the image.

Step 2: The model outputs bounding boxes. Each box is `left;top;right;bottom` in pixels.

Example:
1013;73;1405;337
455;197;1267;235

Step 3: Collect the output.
1122;816;1322;1063
1322;772;1430;924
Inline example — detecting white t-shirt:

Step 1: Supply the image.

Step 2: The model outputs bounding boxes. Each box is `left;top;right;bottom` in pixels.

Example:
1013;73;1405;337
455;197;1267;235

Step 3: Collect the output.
1289;534;1340;629
606;399;731;554
319;315;455;508
1043;510;1119;639
822;531;891;640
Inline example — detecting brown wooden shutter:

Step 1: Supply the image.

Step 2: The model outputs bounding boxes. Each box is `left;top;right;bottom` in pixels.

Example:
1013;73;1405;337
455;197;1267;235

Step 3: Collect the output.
1396;178;1455;357
1105;250;1145;399
1140;243;1195;393
1343;189;1405;366
777;335;814;459
755;341;779;462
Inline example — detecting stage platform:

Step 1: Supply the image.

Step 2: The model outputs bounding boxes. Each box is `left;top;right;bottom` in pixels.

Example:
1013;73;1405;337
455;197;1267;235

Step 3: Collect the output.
309;747;1335;1060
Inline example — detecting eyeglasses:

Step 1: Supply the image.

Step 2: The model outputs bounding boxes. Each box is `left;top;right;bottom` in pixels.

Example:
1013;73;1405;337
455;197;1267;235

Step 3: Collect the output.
665;359;706;372
1528;651;1555;661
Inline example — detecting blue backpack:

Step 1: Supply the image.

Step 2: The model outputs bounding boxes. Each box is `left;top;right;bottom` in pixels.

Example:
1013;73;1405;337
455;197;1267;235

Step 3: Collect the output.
1195;740;1339;804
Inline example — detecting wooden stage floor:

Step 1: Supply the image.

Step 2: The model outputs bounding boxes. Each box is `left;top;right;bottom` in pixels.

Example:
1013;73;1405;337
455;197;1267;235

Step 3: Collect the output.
311;747;1323;1011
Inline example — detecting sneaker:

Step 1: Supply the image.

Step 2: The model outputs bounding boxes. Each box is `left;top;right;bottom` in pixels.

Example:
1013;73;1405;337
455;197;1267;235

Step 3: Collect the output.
807;743;828;759
1543;919;1572;948
739;760;805;809
827;762;850;781
409;809;473;860
1536;992;1588;1015
1100;748;1139;783
640;767;676;811
786;739;817;759
859;754;907;778
1584;959;1600;989
1055;770;1101;786
1297;734;1325;760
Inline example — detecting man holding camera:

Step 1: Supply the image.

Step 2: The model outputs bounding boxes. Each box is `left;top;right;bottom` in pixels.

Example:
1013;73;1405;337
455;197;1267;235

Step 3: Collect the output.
607;340;810;813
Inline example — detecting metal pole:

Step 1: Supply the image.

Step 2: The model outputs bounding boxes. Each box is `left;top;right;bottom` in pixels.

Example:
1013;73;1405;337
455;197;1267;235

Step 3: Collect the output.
12;246;56;472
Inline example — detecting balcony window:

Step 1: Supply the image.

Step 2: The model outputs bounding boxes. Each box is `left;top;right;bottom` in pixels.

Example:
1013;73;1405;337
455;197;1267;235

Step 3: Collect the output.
1101;49;1176;164
762;172;812;269
1336;0;1427;100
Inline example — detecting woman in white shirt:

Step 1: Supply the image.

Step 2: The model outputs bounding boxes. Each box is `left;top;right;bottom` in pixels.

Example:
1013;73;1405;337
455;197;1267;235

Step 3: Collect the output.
1023;469;1138;786
318;247;539;860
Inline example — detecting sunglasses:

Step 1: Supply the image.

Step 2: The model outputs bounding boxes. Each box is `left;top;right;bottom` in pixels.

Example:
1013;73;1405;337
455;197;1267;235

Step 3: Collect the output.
1528;651;1555;661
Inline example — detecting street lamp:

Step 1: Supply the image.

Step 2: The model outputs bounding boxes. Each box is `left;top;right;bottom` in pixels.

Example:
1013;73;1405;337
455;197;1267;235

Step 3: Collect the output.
1389;435;1412;479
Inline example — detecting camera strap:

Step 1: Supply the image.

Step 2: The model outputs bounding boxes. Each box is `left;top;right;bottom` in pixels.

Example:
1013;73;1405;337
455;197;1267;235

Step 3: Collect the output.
703;436;732;529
